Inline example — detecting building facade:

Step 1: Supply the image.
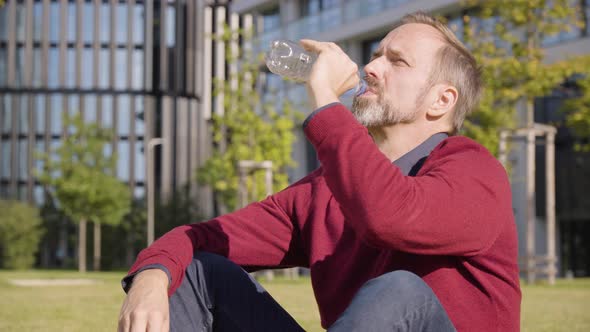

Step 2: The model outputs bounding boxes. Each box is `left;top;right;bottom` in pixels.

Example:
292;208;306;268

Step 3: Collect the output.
0;0;235;267
230;0;590;276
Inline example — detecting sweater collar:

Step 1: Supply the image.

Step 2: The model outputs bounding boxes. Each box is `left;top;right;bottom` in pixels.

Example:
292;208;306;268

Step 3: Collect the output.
392;132;448;176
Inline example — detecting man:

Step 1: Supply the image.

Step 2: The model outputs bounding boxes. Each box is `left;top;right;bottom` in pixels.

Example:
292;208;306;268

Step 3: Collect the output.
118;12;521;332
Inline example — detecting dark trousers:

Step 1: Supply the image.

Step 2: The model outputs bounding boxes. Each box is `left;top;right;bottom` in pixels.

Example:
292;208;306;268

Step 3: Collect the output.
169;252;456;332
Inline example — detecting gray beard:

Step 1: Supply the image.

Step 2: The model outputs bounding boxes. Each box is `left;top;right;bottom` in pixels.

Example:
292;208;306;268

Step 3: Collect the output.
351;95;417;128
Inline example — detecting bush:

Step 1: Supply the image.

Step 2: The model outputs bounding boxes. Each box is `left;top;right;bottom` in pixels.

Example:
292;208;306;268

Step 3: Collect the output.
0;200;45;269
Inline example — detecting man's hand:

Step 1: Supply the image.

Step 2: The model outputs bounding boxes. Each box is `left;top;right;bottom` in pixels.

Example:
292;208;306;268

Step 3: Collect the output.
118;269;170;332
300;39;360;110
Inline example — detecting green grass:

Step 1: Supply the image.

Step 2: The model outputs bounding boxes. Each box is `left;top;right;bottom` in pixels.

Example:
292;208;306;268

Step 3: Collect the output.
0;270;588;331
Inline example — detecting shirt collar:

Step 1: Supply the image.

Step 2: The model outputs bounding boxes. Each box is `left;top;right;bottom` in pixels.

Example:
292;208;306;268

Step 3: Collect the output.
392;133;448;176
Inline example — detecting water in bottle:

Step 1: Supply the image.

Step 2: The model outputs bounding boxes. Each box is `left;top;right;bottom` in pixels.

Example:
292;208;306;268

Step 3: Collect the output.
265;39;367;96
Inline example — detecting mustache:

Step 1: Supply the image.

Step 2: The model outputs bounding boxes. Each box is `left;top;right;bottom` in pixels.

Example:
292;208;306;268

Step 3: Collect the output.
363;76;382;92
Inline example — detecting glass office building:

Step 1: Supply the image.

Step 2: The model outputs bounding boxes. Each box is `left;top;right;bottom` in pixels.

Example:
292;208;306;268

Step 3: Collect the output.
0;0;241;267
0;0;222;207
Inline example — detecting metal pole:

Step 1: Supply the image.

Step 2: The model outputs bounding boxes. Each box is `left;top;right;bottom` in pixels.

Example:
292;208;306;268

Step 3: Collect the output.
498;131;508;168
526;130;536;284
546;132;556;285
147;138;164;246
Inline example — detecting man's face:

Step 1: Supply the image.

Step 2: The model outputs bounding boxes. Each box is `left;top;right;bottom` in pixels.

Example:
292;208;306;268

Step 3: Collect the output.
352;23;445;128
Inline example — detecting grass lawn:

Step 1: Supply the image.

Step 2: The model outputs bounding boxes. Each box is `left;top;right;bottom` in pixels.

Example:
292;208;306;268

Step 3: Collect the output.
0;270;588;331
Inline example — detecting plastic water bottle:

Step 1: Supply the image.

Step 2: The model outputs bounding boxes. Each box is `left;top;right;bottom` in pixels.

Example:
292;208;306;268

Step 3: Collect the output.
265;39;367;96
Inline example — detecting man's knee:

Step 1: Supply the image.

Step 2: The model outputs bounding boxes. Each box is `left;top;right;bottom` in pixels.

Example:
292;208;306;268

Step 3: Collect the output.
364;270;433;302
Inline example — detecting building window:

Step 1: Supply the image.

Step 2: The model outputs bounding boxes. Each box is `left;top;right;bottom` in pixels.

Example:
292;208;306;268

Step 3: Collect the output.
66;49;76;88
100;3;111;44
260;6;280;33
166;5;176;47
135;141;145;182
48;48;59;89
99;49;110;89
81;3;94;44
117;141;130;181
34;141;44;175
32;49;43;88
1;96;11;134
18;96;28;134
49;2;61;43
0;48;6;87
84;95;97;123
67;2;77;43
0;141;10;178
15;47;24;87
118;96;131;136
135;96;145;135
50;96;63;135
301;0;320;17
134;185;145;199
18;140;28;181
81;48;94;89
68;96;80;119
115;49;128;90
35;96;45;134
0;5;8;42
16;3;26;43
116;3;128;45
102;97;114;129
34;186;45;205
300;0;337;17
33;2;43;42
133;5;145;45
132;50;144;90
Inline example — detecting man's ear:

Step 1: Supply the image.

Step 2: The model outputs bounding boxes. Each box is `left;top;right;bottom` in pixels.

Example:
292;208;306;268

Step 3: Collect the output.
427;84;458;118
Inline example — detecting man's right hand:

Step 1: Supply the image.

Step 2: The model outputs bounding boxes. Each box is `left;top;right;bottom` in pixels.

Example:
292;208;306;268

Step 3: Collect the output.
118;269;170;332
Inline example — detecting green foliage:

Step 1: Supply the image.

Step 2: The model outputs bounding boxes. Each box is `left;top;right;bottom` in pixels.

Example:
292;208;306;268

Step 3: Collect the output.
37;113;131;225
460;0;590;155
0;200;44;269
99;198;147;269
197;26;303;211
155;187;204;237
564;73;590;151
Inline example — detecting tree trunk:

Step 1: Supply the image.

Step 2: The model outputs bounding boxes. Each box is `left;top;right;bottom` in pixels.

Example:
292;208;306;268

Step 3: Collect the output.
78;218;87;273
93;222;101;271
126;236;134;267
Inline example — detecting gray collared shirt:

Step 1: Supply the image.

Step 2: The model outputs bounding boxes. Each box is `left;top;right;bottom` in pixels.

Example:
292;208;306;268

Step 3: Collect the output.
393;132;449;176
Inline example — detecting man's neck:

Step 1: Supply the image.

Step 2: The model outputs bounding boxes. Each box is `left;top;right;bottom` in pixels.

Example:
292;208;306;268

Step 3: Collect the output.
369;123;447;161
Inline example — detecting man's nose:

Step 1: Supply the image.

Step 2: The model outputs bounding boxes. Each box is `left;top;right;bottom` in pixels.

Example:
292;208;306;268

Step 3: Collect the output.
363;59;380;80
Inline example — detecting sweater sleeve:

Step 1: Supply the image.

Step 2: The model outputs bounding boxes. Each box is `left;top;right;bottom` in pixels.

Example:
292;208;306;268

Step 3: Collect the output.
125;183;309;296
304;103;511;257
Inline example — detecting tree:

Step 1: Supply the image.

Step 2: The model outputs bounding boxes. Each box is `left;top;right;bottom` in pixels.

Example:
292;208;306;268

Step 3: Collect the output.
38;114;131;272
197;26;303;212
0;200;44;269
460;0;590;155
156;187;204;236
565;73;590;151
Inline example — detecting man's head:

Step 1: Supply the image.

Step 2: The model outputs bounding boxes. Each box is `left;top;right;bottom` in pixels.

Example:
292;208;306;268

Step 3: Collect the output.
352;12;482;134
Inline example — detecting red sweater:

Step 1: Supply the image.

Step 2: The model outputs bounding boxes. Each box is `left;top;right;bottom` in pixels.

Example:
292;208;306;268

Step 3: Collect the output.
128;104;521;331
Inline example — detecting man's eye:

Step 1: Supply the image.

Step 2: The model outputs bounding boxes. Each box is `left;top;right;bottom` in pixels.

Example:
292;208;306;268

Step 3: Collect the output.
390;58;408;66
